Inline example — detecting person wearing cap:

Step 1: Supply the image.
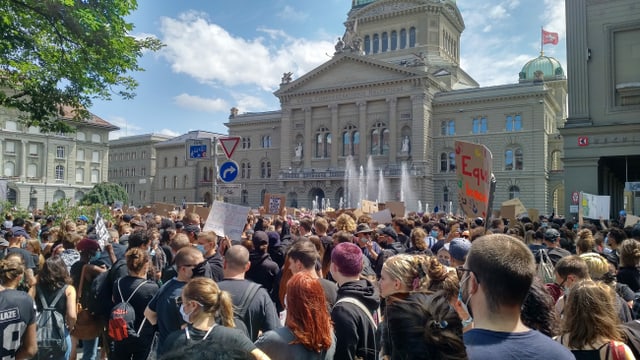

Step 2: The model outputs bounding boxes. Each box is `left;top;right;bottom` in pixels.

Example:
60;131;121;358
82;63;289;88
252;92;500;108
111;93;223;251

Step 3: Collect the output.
449;237;471;268
183;224;200;245
354;223;381;265
5;228;37;289
330;242;380;360
77;215;89;225
543;228;571;266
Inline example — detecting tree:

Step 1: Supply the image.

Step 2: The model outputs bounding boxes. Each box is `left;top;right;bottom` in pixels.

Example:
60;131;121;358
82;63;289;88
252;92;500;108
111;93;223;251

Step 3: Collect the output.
0;0;163;132
81;182;128;206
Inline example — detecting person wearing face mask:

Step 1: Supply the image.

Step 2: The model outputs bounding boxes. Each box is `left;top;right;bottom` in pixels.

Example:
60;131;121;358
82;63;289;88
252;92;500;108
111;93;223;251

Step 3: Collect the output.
191;231;224;282
553;255;590;318
144;247;204;358
462;234;574;360
163;277;270;360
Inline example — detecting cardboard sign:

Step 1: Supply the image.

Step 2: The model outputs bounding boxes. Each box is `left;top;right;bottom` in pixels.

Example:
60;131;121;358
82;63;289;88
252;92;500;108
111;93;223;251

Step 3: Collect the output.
152;202;175;215
202;200;251;241
385;201;406;218
580;192;611;220
361;200;378;214
626;214;640;227
455;141;493;219
500;205;516;220
501;198;527;217
263;194;286;215
370;209;392;224
527;208;540;221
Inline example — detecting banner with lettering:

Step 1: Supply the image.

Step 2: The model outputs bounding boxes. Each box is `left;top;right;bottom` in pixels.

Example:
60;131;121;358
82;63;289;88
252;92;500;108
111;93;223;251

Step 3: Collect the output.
579;192;610;220
203;200;251;241
455;141;493;218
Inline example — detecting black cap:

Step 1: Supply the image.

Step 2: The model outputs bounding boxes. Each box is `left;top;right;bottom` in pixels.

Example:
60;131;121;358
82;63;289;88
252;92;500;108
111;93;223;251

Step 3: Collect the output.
544;228;560;242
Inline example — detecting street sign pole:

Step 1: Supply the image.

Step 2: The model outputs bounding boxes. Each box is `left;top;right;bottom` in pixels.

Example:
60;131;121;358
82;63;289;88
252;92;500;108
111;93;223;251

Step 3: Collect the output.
213;137;218;203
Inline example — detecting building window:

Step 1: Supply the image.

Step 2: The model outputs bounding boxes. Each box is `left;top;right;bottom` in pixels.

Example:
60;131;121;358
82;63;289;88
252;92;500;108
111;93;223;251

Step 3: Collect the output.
241;190;248;205
509;185;520;199
92;151;100;163
472;117;488;134
373;33;379;53
56;146;65;158
506;114;522;131
173;176;178;189
342;125;359;157
29;144;38;156
400;29;407;49
390;30;397;50
131;152;136;160
443;186;449;202
76;149;84;161
260;161;271;179
4;141;15;154
505;147;523;170
91;134;101;143
440;152;456;172
5;121;17;131
381;32;388;52
141;151;147;159
163;157;168;168
125;168;130;177
183;175;188;188
76;168;84;182
440;120;455;136
55;165;64;180
261;135;272;148
173;156;178;167
315;127;331;158
241;162;251;179
27;164;37;178
91;169;99;183
364;35;371;54
4;161;14;176
409;27;416;47
162;176;167;189
370;123;389;155
141;167;146;177
131;168;135;177
242;137;251;149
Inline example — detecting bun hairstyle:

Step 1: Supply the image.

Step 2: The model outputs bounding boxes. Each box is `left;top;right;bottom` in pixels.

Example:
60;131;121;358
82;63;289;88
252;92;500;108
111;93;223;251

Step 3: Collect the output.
426;256;459;299
575;229;595;254
382;254;431;292
126;247;150;274
385;291;467;360
0;257;24;284
182;277;235;328
619;239;640;267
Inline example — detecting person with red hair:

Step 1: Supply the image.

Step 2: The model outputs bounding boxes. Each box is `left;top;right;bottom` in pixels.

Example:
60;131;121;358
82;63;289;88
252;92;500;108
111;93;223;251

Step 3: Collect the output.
255;272;335;359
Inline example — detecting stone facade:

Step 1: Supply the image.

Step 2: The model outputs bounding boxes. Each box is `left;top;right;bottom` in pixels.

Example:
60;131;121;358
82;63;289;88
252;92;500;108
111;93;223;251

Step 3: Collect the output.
0;106;118;209
562;0;640;216
224;0;568;216
108;134;172;206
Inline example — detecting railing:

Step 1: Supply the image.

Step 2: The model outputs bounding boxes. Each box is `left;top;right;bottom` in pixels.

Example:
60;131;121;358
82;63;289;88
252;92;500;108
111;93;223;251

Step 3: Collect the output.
279;167;426;179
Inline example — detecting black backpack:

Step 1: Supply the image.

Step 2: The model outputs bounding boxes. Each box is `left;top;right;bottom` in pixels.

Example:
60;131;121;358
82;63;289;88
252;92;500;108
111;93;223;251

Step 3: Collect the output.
231;282;261;339
35;285;68;360
108;278;150;342
88;259;127;318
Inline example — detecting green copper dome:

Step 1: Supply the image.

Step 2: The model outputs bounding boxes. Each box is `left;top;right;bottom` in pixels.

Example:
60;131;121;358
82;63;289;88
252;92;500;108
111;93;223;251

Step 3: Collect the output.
519;55;565;83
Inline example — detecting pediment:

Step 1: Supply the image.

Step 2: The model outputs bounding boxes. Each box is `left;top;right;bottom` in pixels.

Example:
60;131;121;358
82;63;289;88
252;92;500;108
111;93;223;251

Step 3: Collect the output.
276;54;425;96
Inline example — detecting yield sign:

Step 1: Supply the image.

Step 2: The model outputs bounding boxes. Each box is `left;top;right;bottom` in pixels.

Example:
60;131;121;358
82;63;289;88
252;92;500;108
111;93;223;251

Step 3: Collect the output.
219;137;240;158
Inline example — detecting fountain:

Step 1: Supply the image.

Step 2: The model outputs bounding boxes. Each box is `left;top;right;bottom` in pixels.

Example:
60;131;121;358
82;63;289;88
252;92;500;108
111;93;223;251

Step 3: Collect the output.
377;169;386;202
400;162;416;212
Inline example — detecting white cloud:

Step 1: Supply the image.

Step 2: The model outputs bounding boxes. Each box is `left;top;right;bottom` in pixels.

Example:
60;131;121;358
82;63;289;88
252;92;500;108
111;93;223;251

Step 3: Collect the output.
174;93;229;112
158;11;335;92
542;0;566;39
108;116;144;140
489;5;508;19
158;129;181;138
277;5;308;21
232;93;269;113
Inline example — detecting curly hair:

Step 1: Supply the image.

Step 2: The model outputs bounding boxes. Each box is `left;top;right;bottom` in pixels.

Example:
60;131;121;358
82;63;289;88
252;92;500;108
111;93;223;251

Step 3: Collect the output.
385;291;467;360
619;239;640;267
38;257;72;292
286;272;333;352
382;254;431;292
521;277;559;337
334;213;357;233
426;256;459;300
0;257;24;285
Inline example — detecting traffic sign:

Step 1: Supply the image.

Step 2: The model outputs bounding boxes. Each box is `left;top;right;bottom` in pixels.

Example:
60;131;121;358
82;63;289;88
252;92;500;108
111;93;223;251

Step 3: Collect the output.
578;136;589;147
571;191;579;205
219;161;239;183
219;137;240;158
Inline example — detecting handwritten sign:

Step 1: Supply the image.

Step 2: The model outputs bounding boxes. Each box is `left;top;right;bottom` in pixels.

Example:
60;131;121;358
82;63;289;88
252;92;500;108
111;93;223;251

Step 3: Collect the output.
263;194;286;215
384;201;405;217
361;200;378;214
202;201;250;241
579;192;610;220
455;141;493;218
370;209;392;224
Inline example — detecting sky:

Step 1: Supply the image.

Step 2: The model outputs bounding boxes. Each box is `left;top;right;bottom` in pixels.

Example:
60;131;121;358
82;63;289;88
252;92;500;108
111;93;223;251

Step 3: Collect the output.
94;0;567;140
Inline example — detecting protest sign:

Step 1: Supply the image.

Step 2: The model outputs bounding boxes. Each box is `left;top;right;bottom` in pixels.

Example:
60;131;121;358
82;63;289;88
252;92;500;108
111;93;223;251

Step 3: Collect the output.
361;200;378;214
385;201;405;217
455;141;493;218
501;198;527;217
370;209;392;224
203;201;251;241
579;192;610;220
626;214;640;227
263;194;286;215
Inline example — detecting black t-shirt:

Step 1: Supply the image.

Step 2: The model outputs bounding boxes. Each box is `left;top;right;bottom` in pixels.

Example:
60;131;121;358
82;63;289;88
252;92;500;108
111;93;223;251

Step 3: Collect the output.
6;247;36;270
147;278;186;355
0;289;36;359
617;267;640;293
113;276;159;332
163;325;255;356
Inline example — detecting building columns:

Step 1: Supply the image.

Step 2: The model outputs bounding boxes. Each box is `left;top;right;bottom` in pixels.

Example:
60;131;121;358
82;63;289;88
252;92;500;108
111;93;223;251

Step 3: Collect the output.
303;107;312;169
329;104;339;168
387;97;398;162
357;101;367;165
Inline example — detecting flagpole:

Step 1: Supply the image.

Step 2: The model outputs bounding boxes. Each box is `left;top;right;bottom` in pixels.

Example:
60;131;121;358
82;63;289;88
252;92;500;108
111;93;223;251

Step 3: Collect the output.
540;26;544;55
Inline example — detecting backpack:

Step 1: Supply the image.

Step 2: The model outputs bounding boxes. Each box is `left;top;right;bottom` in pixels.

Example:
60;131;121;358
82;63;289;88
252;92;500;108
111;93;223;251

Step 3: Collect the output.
231;282;261;339
537;249;555;284
35;285;68;360
108;278;150;342
88;259;127;318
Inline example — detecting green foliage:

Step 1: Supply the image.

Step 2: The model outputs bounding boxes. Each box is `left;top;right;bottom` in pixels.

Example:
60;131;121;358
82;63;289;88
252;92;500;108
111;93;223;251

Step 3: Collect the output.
0;0;164;132
43;199;112;225
81;182;128;207
0;200;30;221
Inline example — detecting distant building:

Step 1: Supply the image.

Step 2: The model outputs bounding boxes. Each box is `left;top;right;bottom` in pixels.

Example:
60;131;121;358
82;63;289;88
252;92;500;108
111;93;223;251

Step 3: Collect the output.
108;133;172;206
224;0;568;215
563;0;640;217
0;106;118;209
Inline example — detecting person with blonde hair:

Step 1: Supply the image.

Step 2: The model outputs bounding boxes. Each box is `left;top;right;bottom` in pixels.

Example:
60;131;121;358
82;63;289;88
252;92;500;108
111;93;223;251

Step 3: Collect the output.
581;252;633;323
163;277;270;360
379;254;430;298
255;272;335;359
617;239;640;292
576;229;596;255
556;280;635;359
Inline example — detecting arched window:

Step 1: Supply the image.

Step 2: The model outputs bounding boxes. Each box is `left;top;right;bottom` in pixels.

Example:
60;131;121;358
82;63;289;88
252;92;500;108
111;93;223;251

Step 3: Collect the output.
514;148;523;170
163;157;168;168
440;152;455;172
315;127;330;158
449;152;456;172
509;185;520;199
381;32;388;52
91;134;101;143
55;165;64;180
261;161;271;178
409;27;416;47
440;153;448;172
364;35;371;54
76;132;86;141
381;128;390;155
400;29;407;49
373;33;379;53
390;30;397;50
174;156;178;167
370;123;388;155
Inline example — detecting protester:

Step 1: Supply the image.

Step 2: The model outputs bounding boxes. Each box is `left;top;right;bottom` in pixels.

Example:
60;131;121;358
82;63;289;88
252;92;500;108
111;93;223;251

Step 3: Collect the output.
617;239;640;292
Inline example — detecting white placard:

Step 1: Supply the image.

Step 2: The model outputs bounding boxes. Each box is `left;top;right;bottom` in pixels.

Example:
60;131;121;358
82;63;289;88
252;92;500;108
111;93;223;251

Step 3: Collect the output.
370;209;392;224
202;200;250;241
580;192;611;219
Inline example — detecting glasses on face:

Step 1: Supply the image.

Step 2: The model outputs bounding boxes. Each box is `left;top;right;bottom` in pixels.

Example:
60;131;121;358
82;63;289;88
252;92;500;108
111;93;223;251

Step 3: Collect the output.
180;264;197;269
456;266;480;284
175;296;183;306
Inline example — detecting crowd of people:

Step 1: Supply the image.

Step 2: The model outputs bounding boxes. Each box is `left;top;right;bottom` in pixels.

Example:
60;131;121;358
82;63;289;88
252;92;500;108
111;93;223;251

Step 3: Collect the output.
1;206;640;360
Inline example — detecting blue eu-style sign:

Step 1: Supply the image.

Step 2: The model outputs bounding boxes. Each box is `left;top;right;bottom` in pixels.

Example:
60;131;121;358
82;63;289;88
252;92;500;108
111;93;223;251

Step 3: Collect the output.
190;144;207;159
219;161;239;183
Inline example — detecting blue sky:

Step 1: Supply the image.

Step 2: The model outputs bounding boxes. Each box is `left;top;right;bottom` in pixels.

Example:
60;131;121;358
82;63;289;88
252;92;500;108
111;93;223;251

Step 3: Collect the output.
95;0;566;139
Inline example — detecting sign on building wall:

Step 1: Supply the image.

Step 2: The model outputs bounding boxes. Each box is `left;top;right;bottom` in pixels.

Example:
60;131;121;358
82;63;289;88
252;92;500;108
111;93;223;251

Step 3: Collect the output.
185;139;211;160
455;141;493;219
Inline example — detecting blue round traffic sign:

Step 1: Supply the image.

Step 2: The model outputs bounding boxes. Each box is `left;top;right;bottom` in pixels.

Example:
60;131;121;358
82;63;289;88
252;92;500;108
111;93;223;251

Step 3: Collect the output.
219;161;239;183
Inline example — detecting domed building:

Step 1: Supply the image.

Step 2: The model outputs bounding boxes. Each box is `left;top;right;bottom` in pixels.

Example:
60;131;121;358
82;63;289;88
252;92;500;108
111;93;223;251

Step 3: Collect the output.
225;0;568;217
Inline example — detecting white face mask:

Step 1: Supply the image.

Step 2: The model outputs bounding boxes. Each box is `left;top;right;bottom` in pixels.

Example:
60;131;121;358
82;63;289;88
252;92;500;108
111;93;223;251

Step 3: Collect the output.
179;304;193;324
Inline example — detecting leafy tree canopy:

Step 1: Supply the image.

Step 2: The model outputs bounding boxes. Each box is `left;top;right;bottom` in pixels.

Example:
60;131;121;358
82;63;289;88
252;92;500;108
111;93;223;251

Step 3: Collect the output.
0;0;163;132
81;182;128;206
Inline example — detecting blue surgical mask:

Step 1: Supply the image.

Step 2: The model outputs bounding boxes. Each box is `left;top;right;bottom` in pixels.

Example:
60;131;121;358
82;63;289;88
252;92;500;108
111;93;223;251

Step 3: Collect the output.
90;251;101;262
179;304;192;324
195;244;205;254
431;230;439;238
604;236;609;246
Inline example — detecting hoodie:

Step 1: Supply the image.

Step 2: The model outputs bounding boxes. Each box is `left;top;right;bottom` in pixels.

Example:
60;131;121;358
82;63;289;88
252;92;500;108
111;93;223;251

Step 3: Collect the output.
332;279;381;360
246;251;280;292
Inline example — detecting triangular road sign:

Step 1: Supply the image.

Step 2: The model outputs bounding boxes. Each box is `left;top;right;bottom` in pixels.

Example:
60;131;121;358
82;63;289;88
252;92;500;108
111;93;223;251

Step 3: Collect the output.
219;137;240;158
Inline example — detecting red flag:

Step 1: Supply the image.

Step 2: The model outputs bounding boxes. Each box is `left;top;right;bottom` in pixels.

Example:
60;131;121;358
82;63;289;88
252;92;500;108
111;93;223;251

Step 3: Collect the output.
542;29;559;45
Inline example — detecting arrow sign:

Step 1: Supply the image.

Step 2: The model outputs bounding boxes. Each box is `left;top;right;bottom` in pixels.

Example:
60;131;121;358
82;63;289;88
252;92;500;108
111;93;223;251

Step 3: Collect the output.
219;161;239;183
219;137;240;158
